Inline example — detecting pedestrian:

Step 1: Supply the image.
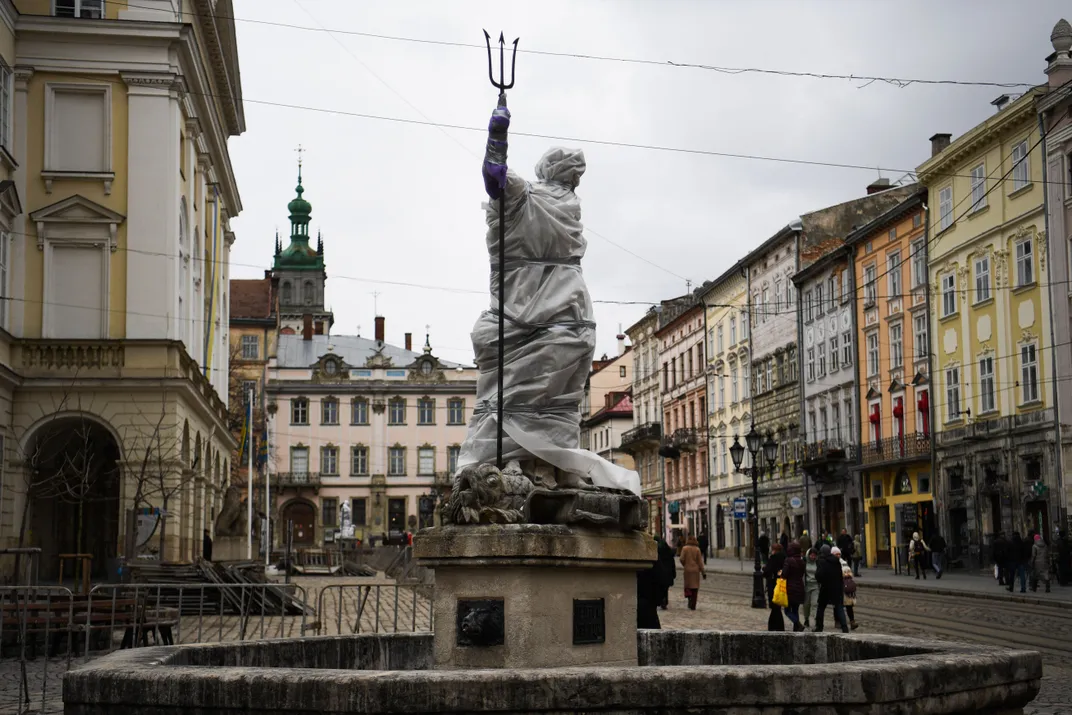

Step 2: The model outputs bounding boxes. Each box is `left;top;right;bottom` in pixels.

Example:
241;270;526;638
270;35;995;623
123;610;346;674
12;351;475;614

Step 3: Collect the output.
836;528;853;560
758;532;771;565
698;530;709;564
929;531;947;579
780;531;789;553
680;535;706;610
636;536;662;629
852;533;863;576
993;532;1009;586
813;544;850;633
762;543;786;630
1057;530;1071;587
655;535;676;610
798;530;813;555
1030;534;1051;593
802;547;820;629
202;529;213;562
781;541;807;632
1006;532;1027;593
833;546;859;630
908;531;929;580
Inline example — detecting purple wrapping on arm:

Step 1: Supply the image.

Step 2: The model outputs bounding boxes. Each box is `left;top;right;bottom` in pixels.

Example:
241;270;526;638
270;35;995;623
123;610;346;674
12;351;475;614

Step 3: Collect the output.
483;162;507;200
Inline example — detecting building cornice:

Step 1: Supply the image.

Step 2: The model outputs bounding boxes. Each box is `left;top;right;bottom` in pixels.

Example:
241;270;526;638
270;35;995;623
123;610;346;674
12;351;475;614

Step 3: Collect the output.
266;381;478;395
0;0;17;36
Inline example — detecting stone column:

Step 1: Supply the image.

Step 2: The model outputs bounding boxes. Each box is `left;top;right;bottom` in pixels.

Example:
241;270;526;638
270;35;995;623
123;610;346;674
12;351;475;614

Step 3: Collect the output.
9;66;32;337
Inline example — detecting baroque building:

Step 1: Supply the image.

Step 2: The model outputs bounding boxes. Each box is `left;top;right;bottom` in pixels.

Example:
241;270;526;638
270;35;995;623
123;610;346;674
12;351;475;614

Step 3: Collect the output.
620;308;664;536
921;86;1055;568
580;340;634;473
0;0;243;579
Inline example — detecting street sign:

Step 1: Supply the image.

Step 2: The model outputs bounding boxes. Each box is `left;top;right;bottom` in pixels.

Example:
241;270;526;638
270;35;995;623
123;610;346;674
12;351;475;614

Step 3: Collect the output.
733;498;748;520
789;496;802;510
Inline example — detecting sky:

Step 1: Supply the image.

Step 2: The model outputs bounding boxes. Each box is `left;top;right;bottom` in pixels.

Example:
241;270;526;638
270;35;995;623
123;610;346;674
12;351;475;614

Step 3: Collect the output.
226;0;1067;365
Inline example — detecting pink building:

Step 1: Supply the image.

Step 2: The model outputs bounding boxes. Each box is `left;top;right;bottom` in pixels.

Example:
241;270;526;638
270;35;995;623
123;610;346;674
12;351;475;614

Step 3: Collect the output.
266;316;477;547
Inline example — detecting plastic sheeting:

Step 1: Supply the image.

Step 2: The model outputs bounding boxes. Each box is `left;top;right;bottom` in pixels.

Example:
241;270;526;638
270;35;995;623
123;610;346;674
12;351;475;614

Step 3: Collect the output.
457;147;642;496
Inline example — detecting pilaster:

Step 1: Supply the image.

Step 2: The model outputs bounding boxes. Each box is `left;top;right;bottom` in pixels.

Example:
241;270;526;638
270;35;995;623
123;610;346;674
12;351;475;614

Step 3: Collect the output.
9;67;32;338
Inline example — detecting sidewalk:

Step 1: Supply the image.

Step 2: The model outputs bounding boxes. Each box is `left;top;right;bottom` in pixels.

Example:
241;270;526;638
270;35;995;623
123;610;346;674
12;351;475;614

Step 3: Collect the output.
701;555;1072;608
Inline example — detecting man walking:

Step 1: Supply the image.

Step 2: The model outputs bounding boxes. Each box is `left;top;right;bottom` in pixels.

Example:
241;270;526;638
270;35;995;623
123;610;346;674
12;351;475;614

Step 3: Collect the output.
929;531;947;579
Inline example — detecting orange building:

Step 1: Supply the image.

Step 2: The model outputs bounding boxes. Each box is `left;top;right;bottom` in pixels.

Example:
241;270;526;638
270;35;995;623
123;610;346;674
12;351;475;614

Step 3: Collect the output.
848;187;936;568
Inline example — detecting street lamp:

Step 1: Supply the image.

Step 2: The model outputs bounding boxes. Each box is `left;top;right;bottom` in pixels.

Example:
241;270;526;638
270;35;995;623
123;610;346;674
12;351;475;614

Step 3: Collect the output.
731;422;770;609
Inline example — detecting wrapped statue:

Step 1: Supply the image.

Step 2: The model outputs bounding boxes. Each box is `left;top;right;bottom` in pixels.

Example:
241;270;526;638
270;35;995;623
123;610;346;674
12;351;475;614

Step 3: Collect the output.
339;500;354;538
455;97;641;498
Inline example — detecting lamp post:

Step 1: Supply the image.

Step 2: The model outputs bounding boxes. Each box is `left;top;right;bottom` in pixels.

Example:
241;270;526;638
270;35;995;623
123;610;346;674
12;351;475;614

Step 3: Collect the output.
731;423;771;609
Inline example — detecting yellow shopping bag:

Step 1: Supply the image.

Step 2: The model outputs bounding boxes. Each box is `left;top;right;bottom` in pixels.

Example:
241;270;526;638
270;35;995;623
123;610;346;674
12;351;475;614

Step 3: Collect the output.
772;575;789;608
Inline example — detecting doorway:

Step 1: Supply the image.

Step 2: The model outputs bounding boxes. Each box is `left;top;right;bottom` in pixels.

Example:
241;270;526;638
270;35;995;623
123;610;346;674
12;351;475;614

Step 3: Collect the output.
988;494;1002;537
388;498;406;531
282;501;316;547
949;508;968;563
871;505;891;565
1025;501;1050;540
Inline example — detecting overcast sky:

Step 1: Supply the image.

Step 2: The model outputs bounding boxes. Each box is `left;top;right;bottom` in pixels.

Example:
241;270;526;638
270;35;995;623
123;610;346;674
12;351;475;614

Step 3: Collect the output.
227;0;1066;365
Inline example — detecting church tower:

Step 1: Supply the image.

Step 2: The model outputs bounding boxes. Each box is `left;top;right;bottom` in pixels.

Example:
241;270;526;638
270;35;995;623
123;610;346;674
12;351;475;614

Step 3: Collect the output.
271;154;334;335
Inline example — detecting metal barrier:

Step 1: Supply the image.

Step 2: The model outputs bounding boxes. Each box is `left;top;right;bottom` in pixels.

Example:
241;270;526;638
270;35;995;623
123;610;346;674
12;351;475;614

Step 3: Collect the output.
315;583;433;635
1;585;77;714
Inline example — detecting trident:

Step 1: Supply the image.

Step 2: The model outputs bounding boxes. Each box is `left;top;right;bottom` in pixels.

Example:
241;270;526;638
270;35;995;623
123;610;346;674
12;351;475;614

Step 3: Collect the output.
484;29;518;469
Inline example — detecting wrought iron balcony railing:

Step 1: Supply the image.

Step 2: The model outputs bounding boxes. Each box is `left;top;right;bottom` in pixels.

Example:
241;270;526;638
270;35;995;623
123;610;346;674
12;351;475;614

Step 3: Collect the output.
801;438;855;462
620;422;662;452
859;434;932;466
272;471;325;487
670;427;703;453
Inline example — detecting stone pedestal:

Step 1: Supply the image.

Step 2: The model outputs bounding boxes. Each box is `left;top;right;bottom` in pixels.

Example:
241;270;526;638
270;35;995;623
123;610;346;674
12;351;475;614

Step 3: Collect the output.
212;535;259;562
413;524;656;670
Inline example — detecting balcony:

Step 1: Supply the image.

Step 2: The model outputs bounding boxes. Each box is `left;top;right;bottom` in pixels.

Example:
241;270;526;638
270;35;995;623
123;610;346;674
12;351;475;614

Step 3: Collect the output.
859;434;932;467
671;427;703;453
620;422;662;453
272;472;324;489
802;438;856;481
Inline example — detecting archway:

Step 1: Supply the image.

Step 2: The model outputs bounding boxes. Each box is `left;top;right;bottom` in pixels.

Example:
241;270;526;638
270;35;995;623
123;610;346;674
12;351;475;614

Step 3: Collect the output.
281;499;317;547
24;415;122;582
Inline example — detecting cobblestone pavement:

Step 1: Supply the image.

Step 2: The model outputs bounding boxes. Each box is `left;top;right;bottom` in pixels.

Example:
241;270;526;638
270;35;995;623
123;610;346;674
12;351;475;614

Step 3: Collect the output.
4;573;1070;713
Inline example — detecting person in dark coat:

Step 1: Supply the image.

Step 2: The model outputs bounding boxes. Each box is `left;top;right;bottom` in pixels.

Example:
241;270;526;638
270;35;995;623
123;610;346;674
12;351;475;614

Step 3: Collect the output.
655;536;677;610
813;544;849;633
779;532;789;553
202;529;213;562
992;532;1008;586
636;536;662;629
1057;530;1071;586
761;543;786;631
836;528;854;561
929;531;947;579
757;532;771;565
698;531;709;564
780;541;807;632
1006;532;1026;593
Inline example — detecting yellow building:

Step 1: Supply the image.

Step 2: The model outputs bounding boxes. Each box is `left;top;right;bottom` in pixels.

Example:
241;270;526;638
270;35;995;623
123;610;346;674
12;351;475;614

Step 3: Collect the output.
0;0;244;581
920;87;1055;570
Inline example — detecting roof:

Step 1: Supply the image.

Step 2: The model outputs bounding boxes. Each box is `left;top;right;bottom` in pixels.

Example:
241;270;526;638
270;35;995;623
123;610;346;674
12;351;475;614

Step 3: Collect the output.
230;278;274;320
798;185;919;267
591;347;632;376
276;333;466;369
844;188;928;246
583;393;633;427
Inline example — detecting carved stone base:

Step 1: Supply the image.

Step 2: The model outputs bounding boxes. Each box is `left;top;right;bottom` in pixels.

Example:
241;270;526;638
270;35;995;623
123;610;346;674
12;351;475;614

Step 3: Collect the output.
413;524;656;670
524;487;647;529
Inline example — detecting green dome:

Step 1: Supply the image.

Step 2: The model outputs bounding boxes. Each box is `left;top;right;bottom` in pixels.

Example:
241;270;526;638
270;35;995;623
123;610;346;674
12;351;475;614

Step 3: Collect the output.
273;167;324;272
287;181;311;220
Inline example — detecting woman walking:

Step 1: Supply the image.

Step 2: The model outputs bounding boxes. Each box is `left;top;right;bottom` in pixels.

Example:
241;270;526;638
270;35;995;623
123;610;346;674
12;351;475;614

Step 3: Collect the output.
833;546;859;630
908;531;929;580
781;542;807;632
762;543;787;631
1031;534;1051;593
680;535;706;610
803;547;820;629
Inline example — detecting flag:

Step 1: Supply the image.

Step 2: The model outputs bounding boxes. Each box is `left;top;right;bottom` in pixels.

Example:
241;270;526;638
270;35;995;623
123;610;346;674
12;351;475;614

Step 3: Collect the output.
239;393;251;463
257;426;268;468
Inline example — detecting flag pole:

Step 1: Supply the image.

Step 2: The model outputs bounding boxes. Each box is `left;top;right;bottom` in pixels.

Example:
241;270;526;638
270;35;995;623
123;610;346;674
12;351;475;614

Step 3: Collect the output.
265;412;271;568
247;384;254;561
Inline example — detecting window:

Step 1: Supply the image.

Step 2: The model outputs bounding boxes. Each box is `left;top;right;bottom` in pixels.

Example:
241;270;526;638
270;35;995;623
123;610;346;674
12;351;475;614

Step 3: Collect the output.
842;331;852;367
448;446;461;474
46;83;111;174
740;310;748;339
889;323;903;369
281;281;292;304
321;398;339;425
941;273;957;317
830;334;840;372
939;186;953;231
766;358;773;390
820;408;828;441
322;498;338;528
832;403;841;441
351;398;369;425
979;356;995;413
730;317;737;345
887;251;902;299
946;367;961;421
388;398;406;425
720;439;727;475
351;446;368;476
974;256;991;303
54;0;105;19
827;276;836;311
290;447;308;474
352;498;367;525
817;341;826;377
753;293;761;327
240;335;259;359
808;410;816;440
447;398;465;425
914;314;929;360
804;290;813;322
1011;139;1030;192
911;239;926;288
291;398;309;425
0;232;8;329
418;397;435;425
916;388;930;435
619;365;626;378
388;447;406;476
762;286;769;323
1021;343;1039;403
1015;238;1034;286
718;378;724;409
0;63;10;150
867;333;879;377
815;284;824;317
806;348;815;381
321;446;338;475
786;280;795;307
970;163;987;210
844;400;853;441
864;265;877;306
730;365;738;402
418;447;435;475
717;325;724;353
743;363;750;398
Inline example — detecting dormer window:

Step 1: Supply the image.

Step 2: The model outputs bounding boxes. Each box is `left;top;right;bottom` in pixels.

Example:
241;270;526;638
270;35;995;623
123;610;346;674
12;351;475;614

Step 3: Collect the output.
55;0;104;18
324;358;338;375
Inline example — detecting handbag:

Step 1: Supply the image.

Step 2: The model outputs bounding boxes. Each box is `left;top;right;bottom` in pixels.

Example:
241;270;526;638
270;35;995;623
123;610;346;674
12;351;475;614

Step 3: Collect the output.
772;572;789;608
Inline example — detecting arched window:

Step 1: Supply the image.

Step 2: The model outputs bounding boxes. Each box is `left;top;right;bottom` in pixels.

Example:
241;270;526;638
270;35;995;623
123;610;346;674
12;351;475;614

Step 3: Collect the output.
282;281;292;304
304;281;314;305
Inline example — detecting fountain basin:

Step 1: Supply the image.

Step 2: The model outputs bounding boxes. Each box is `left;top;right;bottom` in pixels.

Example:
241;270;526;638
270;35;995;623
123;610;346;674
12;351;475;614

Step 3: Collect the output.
62;630;1041;714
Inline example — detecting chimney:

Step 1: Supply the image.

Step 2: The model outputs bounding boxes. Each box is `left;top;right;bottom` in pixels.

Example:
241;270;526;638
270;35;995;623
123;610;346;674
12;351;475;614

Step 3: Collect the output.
930;133;952;157
302;314;313;341
375;316;385;343
405;332;412;351
314;320;324;335
866;178;891;195
617;333;626;356
991;94;1011;112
